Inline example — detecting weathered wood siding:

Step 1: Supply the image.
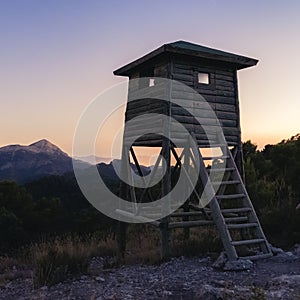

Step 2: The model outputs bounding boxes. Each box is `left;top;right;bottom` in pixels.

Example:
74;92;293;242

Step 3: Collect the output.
123;62;169;146
123;58;240;147
170;59;239;145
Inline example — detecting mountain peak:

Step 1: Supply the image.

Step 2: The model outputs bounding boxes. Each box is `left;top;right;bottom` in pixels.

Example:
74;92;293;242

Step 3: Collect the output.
0;139;72;183
30;139;57;149
28;139;67;155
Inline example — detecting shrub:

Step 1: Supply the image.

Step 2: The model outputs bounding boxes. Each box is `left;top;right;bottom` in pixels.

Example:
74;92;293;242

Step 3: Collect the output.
248;286;267;300
172;227;222;257
30;234;115;287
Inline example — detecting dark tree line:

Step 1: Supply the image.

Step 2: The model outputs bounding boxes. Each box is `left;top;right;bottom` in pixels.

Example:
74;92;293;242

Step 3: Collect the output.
0;134;299;253
243;134;300;247
0;176;116;253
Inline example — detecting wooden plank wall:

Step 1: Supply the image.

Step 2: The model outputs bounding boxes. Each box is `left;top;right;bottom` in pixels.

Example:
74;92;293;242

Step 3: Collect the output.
123;59;241;147
124;62;169;146
170;60;239;146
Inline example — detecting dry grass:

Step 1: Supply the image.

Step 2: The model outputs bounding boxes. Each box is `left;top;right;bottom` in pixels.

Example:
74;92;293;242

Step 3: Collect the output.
125;225;162;265
28;233;115;287
249;286;267;300
1;225;224;287
123;225;222;264
172;227;222;257
0;256;21;273
0;256;31;287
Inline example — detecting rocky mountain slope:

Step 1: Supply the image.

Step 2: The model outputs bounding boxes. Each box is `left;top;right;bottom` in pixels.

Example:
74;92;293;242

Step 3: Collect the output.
0;140;77;183
0;140;150;184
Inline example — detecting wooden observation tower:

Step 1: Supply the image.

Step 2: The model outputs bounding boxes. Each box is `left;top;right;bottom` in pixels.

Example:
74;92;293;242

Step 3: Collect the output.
113;41;272;263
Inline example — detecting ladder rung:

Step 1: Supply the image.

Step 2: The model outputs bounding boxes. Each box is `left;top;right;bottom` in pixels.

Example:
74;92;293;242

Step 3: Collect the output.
231;239;266;246
227;222;258;229
221;208;252;214
202;155;229;160
209;167;235;172
188;204;211;213
224;216;248;223
168;220;214;228
240;253;273;261
199;144;226;148
141;205;180;211
212;180;240;185
216;194;245;200
115;209;160;226
170;211;205;217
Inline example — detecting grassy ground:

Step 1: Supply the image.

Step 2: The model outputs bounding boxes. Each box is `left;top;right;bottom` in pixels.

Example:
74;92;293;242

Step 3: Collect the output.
0;225;223;287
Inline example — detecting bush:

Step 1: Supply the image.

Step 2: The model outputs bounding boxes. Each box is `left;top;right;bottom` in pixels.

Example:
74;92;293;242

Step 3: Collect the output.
32;240;88;287
248;286;267;300
172;227;222;257
30;234;115;287
0;207;25;251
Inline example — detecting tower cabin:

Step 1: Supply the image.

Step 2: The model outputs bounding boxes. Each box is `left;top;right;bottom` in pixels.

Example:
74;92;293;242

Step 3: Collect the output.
114;41;257;150
114;41;272;265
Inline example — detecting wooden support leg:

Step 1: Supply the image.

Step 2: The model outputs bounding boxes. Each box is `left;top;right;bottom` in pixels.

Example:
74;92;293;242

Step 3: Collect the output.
161;138;171;260
117;145;129;260
235;143;245;183
160;220;170;260
183;204;190;240
117;221;127;259
183;147;190;240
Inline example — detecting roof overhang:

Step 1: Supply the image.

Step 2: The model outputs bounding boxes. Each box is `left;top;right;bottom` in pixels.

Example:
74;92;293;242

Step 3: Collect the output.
114;41;258;76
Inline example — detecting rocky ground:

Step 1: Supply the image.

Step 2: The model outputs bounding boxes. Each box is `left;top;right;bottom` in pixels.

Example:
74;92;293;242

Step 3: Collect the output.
0;246;300;300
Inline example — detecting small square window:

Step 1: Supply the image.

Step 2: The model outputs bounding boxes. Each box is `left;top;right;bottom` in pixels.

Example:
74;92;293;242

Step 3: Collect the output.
149;78;155;87
198;72;209;84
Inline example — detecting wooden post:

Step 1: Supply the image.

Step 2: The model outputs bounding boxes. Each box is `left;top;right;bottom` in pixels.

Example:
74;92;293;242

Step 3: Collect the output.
161;137;171;259
233;68;245;183
117;221;127;259
117;146;129;259
183;147;190;240
161;220;169;260
237;143;246;183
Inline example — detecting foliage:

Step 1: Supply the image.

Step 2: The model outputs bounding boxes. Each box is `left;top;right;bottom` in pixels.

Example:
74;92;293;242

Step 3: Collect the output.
0;207;25;249
172;227;222;257
243;134;300;247
0;177;116;253
0;134;299;256
30;234;115;287
248;286;267;300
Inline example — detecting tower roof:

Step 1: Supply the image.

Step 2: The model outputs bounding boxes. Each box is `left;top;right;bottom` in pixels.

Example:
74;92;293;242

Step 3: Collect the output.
114;40;258;76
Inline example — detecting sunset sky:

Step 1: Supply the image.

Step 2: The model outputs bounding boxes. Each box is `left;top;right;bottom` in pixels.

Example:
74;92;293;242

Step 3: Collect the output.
1;0;299;159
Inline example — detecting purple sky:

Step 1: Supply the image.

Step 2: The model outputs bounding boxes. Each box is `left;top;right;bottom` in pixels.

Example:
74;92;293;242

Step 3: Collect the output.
1;0;299;157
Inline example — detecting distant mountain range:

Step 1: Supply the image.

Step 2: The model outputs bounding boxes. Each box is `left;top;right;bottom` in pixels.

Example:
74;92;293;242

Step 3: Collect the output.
0;139;150;184
74;155;112;164
0;139;76;183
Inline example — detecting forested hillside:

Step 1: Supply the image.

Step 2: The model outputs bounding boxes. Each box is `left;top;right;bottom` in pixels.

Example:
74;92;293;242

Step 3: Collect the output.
0;135;299;253
243;134;300;247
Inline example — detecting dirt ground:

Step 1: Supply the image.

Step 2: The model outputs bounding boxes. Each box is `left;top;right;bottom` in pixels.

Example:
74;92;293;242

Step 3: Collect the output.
0;246;300;300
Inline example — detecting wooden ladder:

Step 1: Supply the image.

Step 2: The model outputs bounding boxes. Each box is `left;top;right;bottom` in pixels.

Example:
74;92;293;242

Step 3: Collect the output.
192;140;272;261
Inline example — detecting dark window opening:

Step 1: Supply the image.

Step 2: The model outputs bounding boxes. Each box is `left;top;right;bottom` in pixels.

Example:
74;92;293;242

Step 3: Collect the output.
139;68;155;88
